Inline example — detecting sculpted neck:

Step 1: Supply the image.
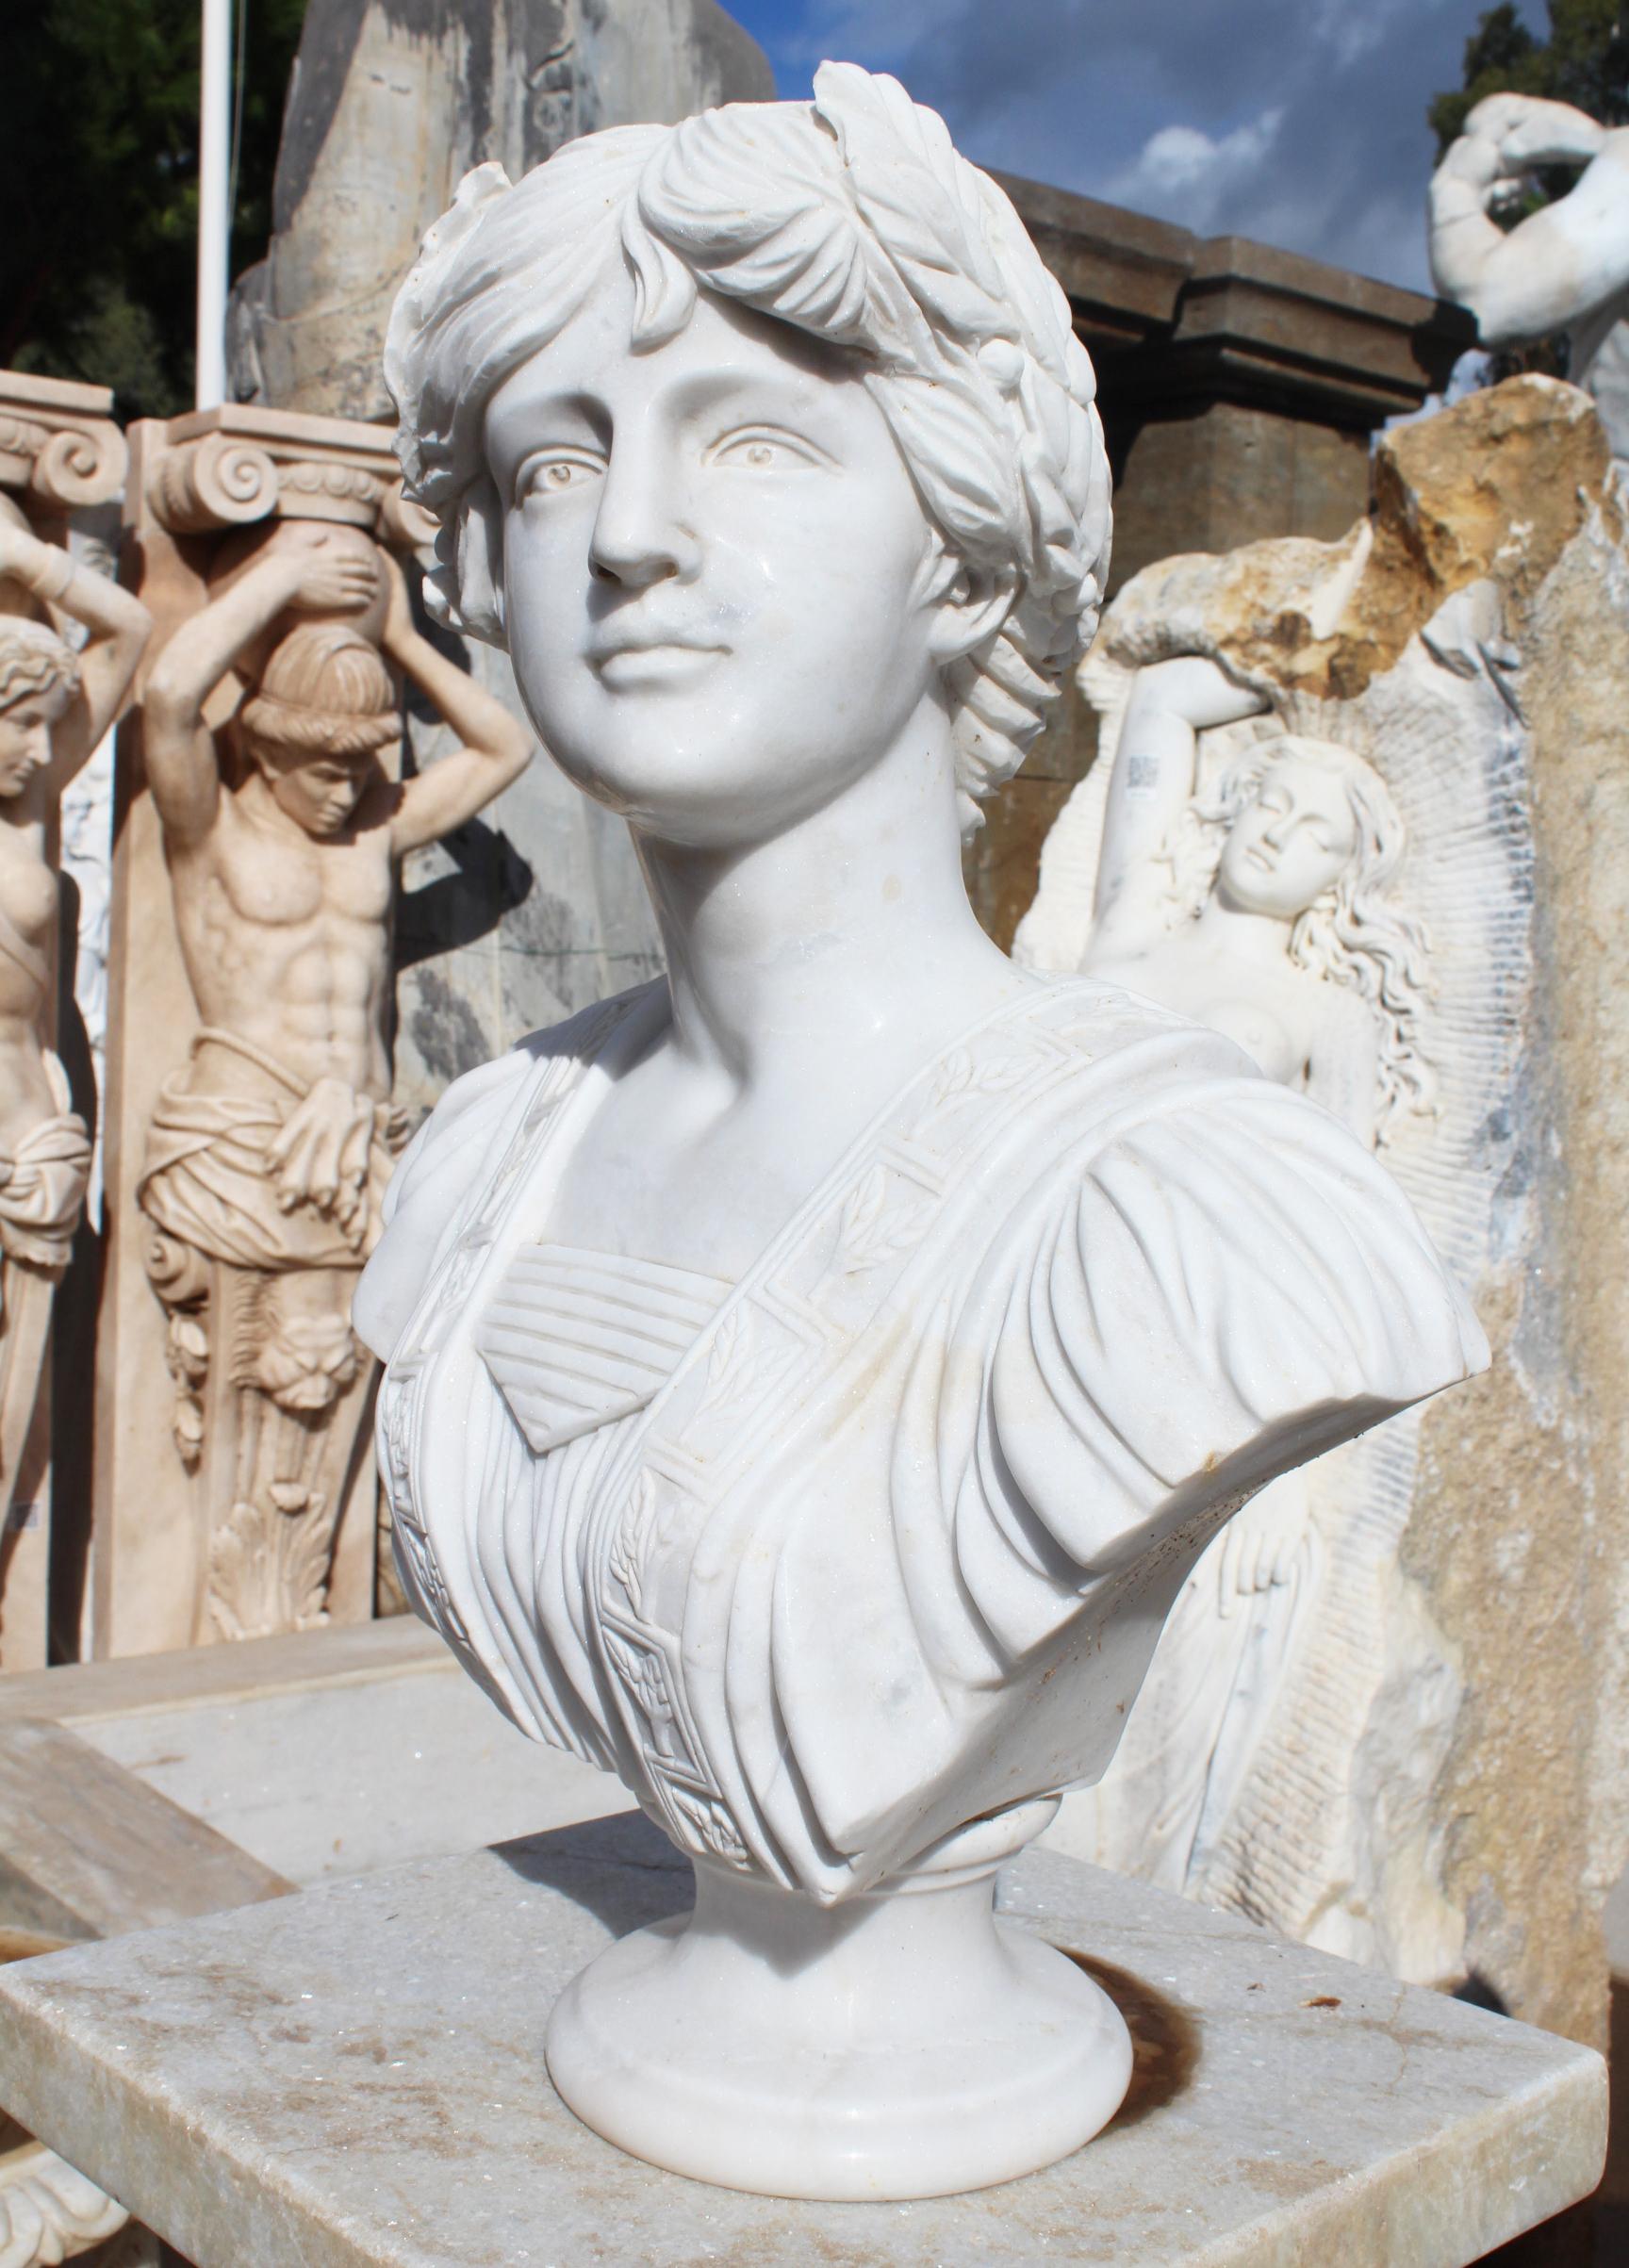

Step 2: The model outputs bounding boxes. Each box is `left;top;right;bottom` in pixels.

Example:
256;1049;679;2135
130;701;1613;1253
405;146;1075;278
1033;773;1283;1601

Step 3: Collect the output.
633;703;1020;1093
1195;891;1296;969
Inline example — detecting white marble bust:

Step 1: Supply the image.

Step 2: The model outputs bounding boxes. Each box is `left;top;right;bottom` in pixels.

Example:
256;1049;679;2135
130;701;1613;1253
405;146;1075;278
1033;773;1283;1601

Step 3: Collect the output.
358;64;1486;2201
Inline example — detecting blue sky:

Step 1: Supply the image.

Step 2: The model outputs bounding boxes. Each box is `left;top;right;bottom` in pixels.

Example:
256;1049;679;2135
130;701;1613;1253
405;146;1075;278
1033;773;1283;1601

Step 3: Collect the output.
721;1;1546;293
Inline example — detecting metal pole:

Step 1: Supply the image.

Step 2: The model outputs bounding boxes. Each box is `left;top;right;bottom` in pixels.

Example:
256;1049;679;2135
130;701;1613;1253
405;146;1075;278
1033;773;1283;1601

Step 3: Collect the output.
195;0;232;411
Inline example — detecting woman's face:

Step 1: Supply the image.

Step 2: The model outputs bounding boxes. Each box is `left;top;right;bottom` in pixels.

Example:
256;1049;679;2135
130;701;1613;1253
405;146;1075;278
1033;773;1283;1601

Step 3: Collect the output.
0;697;58;798
484;273;954;849
1214;754;1358;920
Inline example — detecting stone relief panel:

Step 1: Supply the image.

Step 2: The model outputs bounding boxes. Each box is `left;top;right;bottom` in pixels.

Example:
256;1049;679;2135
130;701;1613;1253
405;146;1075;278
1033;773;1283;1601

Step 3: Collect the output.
1020;374;1629;2043
0;376;148;1673
93;407;530;1657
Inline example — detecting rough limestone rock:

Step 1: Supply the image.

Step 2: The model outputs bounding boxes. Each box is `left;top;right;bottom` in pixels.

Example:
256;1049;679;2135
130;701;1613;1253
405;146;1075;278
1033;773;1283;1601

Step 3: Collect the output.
1021;375;1629;2049
229;2;772;1110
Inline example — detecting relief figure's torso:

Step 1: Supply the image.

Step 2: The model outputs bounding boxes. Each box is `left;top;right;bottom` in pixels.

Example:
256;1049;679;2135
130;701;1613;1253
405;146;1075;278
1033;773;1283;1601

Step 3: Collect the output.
0;815;65;1156
169;784;395;1099
1088;931;1322;1091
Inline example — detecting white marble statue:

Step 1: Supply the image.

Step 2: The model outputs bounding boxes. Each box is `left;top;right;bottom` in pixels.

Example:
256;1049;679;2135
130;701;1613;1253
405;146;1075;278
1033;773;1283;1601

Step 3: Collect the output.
1430;91;1629;457
360;64;1487;2201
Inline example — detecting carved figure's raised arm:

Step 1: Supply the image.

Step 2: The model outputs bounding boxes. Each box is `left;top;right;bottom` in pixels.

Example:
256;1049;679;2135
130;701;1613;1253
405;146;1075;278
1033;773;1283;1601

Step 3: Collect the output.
1429;94;1629;346
377;553;534;856
1088;655;1266;959
0;514;151;787
143;534;376;846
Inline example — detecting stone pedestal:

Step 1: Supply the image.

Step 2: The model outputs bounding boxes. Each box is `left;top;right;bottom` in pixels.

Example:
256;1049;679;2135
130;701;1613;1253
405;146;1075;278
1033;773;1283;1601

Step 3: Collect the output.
0;371;128;1675
0;1815;1604;2265
91;408;435;1660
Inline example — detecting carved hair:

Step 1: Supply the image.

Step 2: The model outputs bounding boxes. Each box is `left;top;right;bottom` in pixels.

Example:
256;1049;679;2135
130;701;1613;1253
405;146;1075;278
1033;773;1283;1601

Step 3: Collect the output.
239;622;398;759
1167;733;1436;1140
385;62;1111;834
0;617;79;718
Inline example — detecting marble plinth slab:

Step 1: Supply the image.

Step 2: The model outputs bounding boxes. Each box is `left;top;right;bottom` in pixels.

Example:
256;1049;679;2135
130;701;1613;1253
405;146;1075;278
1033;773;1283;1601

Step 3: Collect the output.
0;1814;1604;2268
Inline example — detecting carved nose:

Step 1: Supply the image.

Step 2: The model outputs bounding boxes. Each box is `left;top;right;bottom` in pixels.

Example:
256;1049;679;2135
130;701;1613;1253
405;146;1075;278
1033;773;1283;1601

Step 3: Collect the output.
589;541;681;589
589;449;697;587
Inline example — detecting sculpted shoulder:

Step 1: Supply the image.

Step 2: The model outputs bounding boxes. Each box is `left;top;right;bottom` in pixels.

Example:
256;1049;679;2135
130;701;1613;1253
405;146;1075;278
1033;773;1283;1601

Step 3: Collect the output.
354;980;666;1360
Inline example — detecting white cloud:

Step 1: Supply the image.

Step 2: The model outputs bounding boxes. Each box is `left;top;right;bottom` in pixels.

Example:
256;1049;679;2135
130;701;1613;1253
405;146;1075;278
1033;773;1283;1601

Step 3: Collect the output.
730;0;1492;290
1109;106;1285;232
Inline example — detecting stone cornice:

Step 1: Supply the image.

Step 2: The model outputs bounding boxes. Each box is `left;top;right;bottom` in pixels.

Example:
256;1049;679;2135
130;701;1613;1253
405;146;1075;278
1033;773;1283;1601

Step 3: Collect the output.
996;173;1476;428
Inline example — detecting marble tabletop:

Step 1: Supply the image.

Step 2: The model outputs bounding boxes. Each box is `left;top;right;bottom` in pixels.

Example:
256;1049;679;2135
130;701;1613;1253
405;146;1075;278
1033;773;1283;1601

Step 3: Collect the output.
0;1810;1604;2267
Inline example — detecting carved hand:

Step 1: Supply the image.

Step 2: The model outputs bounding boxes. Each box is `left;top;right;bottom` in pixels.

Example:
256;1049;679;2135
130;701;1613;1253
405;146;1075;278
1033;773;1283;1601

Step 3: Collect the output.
284;531;380;618
1213;1485;1313;1611
1127;654;1269;734
1472;91;1608;176
265;1077;378;1237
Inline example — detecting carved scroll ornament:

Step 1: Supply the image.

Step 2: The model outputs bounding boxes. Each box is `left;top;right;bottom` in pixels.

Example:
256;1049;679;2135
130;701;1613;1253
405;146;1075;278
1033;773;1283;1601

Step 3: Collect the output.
0;375;126;515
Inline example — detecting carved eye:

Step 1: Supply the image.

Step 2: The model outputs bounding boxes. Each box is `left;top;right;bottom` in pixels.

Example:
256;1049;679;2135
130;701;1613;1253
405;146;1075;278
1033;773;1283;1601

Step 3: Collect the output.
712;430;820;471
518;452;603;501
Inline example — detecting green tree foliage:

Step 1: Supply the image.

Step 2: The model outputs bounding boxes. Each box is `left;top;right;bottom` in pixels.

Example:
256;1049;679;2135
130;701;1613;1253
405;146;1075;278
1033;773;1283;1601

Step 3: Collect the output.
1430;2;1629;156
0;0;307;419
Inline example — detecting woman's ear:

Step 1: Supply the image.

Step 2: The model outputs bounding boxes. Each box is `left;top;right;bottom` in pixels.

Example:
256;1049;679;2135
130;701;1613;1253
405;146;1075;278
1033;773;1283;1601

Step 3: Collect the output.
427;478;506;646
926;558;1019;666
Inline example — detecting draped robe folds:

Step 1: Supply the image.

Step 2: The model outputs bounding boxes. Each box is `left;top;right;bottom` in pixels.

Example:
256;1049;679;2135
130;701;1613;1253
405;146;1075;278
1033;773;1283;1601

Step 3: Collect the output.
139;1031;404;1273
356;976;1486;1902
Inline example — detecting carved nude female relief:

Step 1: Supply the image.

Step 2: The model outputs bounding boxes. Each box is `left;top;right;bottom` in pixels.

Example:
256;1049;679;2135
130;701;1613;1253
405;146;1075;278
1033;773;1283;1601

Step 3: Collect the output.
138;521;532;1643
1046;650;1440;1901
359;66;1485;2199
0;501;149;1666
1084;654;1434;1142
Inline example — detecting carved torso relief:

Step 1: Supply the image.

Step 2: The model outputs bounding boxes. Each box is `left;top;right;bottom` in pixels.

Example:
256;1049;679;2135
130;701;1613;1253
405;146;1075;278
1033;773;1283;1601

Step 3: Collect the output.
0;474;148;1666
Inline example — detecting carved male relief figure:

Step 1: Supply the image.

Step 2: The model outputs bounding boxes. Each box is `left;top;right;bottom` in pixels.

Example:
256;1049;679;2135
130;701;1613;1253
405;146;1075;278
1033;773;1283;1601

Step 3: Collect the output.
359;68;1486;2199
139;522;531;1640
0;502;149;1660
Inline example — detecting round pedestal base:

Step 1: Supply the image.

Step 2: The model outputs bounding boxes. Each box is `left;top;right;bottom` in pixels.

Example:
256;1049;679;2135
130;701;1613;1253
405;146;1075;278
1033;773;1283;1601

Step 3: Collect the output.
545;1810;1133;2201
